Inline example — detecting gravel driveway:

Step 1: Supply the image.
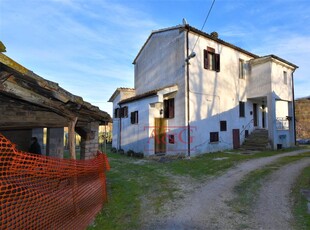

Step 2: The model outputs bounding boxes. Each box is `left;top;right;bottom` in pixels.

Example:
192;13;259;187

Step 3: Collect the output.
142;149;309;230
254;158;310;230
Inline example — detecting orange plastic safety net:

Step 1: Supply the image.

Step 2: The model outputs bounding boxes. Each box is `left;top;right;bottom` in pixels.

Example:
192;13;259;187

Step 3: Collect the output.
0;133;110;229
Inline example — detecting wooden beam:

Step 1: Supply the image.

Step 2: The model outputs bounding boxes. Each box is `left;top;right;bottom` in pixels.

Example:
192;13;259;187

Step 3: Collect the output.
0;71;12;83
1;76;76;119
68;117;78;159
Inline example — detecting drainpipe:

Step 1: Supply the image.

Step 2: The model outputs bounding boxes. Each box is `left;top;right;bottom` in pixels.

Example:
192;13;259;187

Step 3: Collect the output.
119;105;122;150
186;26;191;158
291;69;296;146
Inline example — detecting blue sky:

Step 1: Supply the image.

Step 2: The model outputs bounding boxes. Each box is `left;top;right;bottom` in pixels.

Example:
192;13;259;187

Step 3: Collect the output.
1;0;309;115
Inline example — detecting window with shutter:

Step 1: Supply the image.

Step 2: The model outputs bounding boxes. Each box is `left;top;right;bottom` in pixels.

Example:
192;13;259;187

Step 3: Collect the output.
239;59;245;79
239;101;245;117
114;108;120;118
164;98;175;119
120;106;128;118
283;71;287;85
204;47;220;72
131;111;138;124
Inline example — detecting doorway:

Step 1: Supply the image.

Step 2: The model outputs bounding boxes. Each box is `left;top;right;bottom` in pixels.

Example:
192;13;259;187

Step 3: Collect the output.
262;105;266;128
232;129;240;149
154;118;166;154
253;103;258;127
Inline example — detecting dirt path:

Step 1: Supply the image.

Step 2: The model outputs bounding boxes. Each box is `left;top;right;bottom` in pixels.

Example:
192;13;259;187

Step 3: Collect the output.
254;158;310;230
142;149;309;230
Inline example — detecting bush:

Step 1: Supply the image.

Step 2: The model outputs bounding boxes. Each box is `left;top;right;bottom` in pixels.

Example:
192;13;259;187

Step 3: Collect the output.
118;149;125;155
127;150;135;157
111;147;117;153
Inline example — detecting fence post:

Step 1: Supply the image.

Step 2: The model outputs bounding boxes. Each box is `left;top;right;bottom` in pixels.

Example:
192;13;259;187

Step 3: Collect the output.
68;117;79;215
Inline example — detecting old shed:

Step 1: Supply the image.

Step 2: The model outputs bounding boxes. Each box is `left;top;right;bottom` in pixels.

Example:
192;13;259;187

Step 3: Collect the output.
0;52;111;159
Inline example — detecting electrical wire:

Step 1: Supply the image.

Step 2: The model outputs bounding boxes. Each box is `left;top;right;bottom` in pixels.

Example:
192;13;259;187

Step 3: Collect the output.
191;0;216;53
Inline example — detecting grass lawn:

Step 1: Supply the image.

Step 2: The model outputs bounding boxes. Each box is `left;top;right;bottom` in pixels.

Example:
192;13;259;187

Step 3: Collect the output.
88;146;308;230
292;164;310;230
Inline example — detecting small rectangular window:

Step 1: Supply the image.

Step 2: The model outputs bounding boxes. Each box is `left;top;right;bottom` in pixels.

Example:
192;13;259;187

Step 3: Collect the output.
210;132;219;143
114;108;120;118
239;101;245;117
131;111;138;124
204;47;220;72
220;121;227;131
164;98;175;118
283;71;287;85
168;135;175;144
239;59;245;79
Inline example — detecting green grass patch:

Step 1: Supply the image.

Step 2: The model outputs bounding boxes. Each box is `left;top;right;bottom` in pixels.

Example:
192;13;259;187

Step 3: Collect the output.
230;152;310;219
89;147;307;229
292;165;310;230
163;148;302;180
88;154;178;230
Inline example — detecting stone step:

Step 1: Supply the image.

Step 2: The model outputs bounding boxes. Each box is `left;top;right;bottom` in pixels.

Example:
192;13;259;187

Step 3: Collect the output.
240;129;269;151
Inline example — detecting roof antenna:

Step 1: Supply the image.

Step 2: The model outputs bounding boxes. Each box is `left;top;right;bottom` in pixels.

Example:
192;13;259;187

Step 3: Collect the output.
182;18;188;25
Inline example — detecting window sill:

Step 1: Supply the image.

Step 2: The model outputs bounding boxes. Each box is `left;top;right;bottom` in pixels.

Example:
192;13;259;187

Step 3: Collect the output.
209;141;219;144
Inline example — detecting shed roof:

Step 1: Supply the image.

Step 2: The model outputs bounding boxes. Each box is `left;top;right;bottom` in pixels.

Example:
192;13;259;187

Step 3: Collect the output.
251;54;298;69
0;53;111;129
119;84;178;104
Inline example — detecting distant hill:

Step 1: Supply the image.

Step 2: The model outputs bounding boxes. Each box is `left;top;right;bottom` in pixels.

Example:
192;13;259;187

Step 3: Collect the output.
295;96;310;139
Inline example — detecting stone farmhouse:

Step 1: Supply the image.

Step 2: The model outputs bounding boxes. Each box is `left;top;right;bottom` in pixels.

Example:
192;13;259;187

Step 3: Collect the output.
109;23;298;157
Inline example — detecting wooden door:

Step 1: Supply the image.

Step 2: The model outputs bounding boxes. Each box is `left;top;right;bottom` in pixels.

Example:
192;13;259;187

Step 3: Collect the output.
154;118;166;154
233;129;240;149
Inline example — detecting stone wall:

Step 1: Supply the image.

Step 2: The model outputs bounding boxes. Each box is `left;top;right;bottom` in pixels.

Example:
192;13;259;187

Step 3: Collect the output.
46;128;64;158
80;122;100;159
295;97;310;139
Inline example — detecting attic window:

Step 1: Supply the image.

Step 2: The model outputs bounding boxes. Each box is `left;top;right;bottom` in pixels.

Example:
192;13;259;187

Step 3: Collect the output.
239;59;245;79
204;47;220;72
283;71;287;85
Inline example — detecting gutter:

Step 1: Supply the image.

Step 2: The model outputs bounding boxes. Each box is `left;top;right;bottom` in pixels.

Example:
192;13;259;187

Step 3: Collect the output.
119;105;122;150
186;26;191;158
292;69;297;146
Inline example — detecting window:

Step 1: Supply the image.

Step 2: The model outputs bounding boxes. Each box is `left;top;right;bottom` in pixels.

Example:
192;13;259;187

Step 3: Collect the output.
220;121;227;131
239;101;245;117
120;106;128;118
130;111;138;124
283;71;287;85
168;135;175;144
204;47;220;72
164;98;175;118
210;132;219;143
239;59;245;79
114;108;120;118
